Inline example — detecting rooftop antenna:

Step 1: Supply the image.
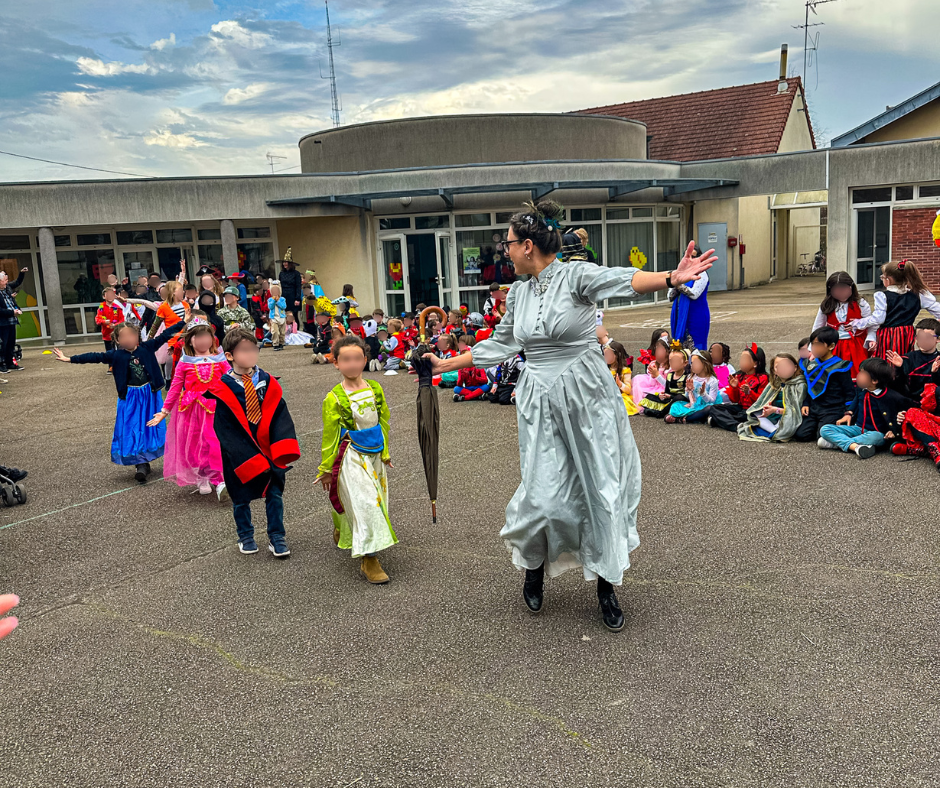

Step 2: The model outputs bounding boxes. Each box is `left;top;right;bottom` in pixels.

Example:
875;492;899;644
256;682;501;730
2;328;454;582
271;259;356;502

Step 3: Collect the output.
266;152;287;173
792;0;838;89
319;0;342;128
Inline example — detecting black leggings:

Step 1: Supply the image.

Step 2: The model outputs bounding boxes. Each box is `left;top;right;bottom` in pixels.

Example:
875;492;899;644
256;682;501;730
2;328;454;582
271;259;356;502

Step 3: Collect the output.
0;325;15;368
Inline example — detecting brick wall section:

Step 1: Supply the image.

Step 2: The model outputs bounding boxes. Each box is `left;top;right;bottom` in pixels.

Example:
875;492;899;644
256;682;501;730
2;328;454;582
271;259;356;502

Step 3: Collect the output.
892;206;940;292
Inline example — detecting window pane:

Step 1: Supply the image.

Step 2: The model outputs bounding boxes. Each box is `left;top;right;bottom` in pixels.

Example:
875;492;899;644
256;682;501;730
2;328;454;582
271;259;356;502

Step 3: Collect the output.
438;236;450;291
455;213;491;228
386;292;405;318
156;228;193;244
457;230;516;288
116;230;154;246
0;255;42;328
198;244;224;268
122;251;155;280
54;235;71;246
895;186;914;201
237;227;271;239
63;307;83;336
570;208;602;222
197;228;222;241
632;207;653;218
852;188;891;204
579;224;603;265
414;215;449;229
457;289;488;314
77;233;112;246
0;235;30;251
494;212;514;225
56;249;115;305
606;208;631;220
606;222;654;306
382;239;406;292
379;217;410;230
919;184;940;199
656;221;681;272
657;205;681;218
238;242;275;280
856;210;874;264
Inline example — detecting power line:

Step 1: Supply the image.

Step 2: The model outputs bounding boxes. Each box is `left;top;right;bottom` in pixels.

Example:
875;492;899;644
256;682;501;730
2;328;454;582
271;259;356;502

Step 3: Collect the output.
0;148;151;178
273;164;301;173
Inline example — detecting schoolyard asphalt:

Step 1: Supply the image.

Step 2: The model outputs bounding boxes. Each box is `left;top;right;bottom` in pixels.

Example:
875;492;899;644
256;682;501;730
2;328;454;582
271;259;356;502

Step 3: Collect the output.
0;276;938;788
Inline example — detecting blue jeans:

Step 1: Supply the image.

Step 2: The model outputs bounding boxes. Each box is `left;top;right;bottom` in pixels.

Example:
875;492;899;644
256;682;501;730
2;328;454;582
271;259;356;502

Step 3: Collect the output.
819;424;886;453
232;485;285;544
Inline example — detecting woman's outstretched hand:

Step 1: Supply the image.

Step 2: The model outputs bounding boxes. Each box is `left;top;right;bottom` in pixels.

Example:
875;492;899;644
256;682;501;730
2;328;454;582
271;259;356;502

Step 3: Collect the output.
672;241;716;286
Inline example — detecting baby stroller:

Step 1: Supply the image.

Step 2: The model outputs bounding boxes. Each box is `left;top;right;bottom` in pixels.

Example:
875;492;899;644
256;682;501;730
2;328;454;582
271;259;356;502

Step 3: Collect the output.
0;467;26;507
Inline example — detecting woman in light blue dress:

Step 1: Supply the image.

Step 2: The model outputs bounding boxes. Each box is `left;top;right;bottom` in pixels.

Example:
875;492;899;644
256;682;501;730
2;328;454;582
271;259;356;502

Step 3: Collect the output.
427;201;714;631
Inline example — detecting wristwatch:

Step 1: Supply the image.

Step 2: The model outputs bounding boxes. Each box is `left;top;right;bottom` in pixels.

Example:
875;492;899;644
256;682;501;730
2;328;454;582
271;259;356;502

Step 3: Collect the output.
665;273;674;289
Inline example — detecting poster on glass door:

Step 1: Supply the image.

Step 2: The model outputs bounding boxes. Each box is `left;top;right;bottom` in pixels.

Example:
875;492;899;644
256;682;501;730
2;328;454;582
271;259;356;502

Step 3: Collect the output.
462;246;481;274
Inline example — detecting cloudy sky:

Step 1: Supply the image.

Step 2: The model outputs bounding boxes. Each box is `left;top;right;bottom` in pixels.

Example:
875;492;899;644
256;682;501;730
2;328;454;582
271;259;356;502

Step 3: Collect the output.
1;0;937;181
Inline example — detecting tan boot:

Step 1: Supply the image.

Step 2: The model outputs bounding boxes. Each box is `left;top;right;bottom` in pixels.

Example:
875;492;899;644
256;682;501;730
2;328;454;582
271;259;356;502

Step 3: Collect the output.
360;555;389;584
333;526;340;547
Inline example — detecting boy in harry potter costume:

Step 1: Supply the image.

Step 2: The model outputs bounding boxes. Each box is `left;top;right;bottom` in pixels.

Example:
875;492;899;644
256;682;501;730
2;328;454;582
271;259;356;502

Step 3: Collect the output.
793;326;854;442
209;328;300;558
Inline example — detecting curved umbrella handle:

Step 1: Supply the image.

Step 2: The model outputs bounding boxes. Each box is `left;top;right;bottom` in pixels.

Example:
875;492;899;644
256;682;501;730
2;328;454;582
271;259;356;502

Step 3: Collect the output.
418;306;448;342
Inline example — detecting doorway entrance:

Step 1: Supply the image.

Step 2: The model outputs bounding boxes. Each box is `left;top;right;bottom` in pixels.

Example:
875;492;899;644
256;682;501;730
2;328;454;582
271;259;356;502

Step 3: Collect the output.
855;206;890;288
379;231;453;316
698;222;728;292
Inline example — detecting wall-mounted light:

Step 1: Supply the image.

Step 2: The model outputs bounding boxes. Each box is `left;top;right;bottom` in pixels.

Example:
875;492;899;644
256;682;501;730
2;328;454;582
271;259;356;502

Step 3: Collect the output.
400;196;412;207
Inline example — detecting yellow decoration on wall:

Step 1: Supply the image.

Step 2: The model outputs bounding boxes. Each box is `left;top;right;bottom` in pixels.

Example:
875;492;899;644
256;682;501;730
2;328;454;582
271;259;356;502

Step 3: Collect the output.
629;246;648;269
932;210;940;248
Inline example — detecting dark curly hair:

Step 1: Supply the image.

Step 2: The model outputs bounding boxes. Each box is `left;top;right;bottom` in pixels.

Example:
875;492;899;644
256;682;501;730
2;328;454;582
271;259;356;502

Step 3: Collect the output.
508;199;564;256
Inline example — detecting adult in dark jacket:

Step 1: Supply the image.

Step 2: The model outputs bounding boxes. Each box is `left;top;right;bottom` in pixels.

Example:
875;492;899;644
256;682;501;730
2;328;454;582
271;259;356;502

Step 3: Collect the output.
278;259;303;315
197;290;226;345
52;321;183;482
0;267;27;373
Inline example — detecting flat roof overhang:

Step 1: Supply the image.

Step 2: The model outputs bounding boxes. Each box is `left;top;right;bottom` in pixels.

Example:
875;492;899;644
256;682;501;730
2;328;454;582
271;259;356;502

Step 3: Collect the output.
265;178;739;211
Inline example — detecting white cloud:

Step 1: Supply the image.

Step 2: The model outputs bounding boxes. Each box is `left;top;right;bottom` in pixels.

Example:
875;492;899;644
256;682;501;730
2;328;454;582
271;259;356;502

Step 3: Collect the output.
144;129;207;148
209;20;271;49
151;32;176;51
222;82;270;105
76;56;153;76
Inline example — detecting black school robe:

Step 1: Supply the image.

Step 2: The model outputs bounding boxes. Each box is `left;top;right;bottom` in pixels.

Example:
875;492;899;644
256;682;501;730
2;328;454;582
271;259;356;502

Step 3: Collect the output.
209;370;300;504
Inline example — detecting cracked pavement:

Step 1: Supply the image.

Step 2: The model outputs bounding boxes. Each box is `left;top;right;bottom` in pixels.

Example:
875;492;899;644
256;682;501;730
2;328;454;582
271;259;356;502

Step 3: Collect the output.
1;277;938;787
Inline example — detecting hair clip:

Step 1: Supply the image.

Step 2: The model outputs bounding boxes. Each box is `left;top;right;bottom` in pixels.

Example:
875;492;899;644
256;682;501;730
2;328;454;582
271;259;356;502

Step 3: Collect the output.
898;259;908;270
750;342;758;355
669;339;684;351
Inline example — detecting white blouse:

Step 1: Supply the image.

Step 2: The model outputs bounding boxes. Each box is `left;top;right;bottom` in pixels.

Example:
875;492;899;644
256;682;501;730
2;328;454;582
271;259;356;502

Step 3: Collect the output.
862;286;940;330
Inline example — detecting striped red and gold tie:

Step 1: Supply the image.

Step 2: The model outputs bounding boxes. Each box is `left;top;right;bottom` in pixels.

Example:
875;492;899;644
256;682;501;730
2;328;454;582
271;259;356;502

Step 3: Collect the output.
242;374;262;424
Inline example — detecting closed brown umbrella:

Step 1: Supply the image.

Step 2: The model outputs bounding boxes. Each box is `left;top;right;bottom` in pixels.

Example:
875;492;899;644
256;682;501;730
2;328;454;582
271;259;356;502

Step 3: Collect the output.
413;307;447;523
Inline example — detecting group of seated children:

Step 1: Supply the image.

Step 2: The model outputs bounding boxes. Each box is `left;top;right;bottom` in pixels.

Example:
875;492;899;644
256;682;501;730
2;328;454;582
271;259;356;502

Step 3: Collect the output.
605;271;940;471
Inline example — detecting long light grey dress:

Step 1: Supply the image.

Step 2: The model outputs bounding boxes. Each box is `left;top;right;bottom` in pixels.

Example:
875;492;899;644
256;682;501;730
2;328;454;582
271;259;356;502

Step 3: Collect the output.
470;259;642;585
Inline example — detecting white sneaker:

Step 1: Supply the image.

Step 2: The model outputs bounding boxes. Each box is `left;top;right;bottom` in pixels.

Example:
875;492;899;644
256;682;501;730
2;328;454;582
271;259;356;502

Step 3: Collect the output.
817;437;837;450
216;483;229;502
384;369;398;376
197;479;212;495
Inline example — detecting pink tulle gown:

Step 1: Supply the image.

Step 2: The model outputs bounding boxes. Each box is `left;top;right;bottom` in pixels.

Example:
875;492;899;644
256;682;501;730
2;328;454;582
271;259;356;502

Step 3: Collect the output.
162;352;230;487
631;363;666;413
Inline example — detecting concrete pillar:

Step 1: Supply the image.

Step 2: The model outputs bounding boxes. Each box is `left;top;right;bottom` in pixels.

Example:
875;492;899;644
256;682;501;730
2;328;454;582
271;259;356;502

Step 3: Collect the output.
220;219;238;276
37;227;66;344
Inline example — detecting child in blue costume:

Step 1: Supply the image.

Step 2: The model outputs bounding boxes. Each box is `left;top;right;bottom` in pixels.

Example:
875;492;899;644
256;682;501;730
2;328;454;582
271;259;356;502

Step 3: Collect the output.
670;263;710;350
793;326;854;441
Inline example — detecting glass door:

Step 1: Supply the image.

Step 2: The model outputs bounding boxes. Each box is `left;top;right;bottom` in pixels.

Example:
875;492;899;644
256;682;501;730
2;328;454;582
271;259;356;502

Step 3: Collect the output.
855;207;890;287
380;235;408;317
436;232;453;310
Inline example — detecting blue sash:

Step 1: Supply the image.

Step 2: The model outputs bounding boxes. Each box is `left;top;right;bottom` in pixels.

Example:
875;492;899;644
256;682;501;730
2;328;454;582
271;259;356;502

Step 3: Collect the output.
340;424;385;454
800;355;852;399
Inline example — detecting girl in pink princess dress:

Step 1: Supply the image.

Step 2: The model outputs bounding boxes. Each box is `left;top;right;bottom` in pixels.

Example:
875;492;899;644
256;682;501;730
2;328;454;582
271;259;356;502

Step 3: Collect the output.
631;332;671;412
148;318;231;500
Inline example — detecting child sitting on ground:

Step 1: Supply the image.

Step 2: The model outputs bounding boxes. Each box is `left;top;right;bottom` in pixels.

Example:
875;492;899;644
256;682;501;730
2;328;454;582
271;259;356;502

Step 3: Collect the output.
692;344;767;431
384;318;406;371
435;333;459;388
709;342;735;390
604;340;637;415
798;336;811;364
316;333;397;584
209;327;300;558
632;334;671;410
886;318;940;400
892;369;940;470
284;312;314;346
444;309;464;336
794;327;854;442
488;352;525;405
666;349;719;423
818;357;914;459
639;344;689;418
453;334;488;401
737;354;807;442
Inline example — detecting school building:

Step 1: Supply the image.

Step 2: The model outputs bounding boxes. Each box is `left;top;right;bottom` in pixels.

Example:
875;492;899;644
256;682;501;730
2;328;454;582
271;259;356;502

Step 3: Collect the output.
1;53;939;345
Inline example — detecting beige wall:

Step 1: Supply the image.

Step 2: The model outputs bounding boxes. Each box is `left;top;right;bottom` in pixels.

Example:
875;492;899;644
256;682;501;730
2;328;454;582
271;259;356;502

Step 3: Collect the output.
778;95;816;153
862;99;940;144
275;214;378;312
787;207;823;276
737;195;774;286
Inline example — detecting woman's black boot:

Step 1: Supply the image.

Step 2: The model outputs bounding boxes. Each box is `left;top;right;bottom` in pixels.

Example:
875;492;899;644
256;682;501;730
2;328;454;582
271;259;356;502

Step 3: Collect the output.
523;564;545;613
597;577;624;632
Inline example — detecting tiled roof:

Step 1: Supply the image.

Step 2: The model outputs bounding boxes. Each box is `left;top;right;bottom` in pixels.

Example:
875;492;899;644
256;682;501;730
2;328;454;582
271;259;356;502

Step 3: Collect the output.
576;78;815;161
